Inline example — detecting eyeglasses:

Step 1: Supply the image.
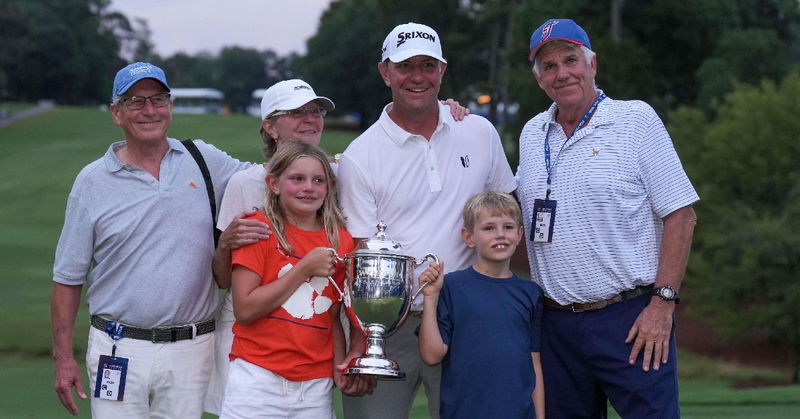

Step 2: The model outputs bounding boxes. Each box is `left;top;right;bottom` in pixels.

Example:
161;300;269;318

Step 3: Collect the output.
119;93;171;110
270;106;327;119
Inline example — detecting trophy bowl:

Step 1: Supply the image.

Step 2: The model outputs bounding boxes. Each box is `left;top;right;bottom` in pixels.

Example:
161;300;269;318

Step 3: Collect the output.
339;221;438;379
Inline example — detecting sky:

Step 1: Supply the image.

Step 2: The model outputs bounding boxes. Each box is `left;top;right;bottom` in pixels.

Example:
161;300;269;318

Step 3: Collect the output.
108;0;334;57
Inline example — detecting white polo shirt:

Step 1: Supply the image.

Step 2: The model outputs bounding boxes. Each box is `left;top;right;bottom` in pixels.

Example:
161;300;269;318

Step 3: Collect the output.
516;93;699;305
337;102;516;307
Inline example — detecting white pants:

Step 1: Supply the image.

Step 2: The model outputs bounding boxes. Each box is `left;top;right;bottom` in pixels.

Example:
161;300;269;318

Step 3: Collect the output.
207;291;350;416
220;358;335;419
205;291;236;415
86;325;215;419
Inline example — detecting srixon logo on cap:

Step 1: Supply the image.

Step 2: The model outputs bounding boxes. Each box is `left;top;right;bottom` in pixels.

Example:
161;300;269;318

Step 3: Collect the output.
397;31;436;47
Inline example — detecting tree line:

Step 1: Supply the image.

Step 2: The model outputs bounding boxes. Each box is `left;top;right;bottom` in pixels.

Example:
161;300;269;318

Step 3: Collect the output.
0;0;297;113
2;0;799;381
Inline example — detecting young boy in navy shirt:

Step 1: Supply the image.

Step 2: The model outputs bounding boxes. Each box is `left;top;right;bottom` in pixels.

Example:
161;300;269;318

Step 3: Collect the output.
418;191;545;418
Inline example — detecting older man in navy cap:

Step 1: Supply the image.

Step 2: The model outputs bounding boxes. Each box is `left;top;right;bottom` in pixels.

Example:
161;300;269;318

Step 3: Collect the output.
51;62;256;417
516;19;699;417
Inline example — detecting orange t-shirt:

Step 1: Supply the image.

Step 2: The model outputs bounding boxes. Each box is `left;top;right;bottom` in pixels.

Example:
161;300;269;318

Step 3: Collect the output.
230;212;354;381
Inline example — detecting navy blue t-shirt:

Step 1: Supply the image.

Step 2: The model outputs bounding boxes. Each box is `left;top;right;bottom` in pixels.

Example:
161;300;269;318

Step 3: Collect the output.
437;266;543;419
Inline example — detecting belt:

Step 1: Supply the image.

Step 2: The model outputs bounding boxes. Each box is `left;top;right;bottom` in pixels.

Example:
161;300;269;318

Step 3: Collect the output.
543;285;653;313
91;315;215;343
409;311;424;318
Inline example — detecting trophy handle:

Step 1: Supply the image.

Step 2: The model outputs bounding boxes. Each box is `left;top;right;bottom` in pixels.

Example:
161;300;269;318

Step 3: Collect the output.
324;248;365;333
411;253;440;301
325;248;347;299
328;247;347;264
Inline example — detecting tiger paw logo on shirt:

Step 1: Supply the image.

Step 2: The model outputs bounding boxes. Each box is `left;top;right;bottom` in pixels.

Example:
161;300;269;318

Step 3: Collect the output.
278;263;333;319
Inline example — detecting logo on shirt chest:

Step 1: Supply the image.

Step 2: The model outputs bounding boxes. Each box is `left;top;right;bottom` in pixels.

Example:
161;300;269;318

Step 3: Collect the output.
460;155;470;168
278;263;333;320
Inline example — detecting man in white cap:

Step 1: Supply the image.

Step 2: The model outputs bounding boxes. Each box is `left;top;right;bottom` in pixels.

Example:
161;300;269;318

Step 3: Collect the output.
336;23;516;419
51;61;257;417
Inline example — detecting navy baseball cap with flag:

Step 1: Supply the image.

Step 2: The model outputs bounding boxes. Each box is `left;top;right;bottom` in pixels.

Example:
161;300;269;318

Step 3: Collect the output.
112;62;170;98
528;19;591;61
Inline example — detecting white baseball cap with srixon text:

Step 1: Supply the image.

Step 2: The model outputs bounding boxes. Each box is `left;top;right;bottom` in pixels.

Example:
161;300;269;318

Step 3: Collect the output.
381;22;447;64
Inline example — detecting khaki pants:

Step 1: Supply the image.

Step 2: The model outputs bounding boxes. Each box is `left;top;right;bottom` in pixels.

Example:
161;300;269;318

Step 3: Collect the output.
86;325;214;418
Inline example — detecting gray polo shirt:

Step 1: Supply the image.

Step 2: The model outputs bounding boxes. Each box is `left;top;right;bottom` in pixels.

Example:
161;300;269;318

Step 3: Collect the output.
53;138;250;328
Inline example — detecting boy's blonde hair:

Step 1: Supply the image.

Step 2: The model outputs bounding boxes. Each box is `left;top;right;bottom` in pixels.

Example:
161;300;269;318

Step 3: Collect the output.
462;191;523;231
263;140;346;252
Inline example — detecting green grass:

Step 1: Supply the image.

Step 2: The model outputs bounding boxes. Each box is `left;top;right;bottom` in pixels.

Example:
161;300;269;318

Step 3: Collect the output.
1;106;799;418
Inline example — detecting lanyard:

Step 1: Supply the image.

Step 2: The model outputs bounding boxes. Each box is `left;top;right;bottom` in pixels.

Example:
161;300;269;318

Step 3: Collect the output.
544;93;606;200
103;320;125;357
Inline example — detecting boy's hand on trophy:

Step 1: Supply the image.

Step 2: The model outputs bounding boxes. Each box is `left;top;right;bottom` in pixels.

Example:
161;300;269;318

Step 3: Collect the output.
419;261;445;296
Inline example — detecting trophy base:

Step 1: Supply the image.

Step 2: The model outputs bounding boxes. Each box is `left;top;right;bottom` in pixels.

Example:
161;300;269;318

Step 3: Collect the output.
344;357;405;380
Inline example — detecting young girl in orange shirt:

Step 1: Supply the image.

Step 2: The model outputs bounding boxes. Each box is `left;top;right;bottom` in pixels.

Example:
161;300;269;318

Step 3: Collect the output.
220;141;355;419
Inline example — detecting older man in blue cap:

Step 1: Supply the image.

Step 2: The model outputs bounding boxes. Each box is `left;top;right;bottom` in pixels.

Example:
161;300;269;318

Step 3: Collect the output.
516;19;698;417
50;62;257;417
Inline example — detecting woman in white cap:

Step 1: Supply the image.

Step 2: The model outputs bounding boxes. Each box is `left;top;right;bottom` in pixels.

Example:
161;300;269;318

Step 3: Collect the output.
204;79;349;415
205;79;468;414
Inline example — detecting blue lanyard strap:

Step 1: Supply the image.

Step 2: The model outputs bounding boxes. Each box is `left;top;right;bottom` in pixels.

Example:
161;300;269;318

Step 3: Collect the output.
103;320;125;357
544;93;606;200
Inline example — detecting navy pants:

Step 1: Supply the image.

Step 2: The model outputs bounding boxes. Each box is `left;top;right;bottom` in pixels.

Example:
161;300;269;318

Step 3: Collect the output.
541;293;679;419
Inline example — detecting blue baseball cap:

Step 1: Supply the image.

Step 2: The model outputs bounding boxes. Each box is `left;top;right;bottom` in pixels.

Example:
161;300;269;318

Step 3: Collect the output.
112;62;170;98
528;19;591;61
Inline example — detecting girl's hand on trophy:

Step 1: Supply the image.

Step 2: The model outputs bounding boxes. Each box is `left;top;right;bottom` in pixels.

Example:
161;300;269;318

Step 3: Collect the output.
333;368;356;394
350;374;377;396
335;353;377;396
336;372;376;396
419;260;445;296
300;247;337;278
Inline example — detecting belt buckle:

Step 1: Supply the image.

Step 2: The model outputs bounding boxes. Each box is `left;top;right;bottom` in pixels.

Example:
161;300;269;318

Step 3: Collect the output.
151;328;159;343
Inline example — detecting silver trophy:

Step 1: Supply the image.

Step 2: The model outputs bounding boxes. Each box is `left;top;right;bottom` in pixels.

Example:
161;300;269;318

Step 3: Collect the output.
335;221;438;379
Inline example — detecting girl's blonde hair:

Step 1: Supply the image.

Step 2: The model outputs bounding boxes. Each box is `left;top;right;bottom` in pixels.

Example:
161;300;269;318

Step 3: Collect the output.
262;140;346;252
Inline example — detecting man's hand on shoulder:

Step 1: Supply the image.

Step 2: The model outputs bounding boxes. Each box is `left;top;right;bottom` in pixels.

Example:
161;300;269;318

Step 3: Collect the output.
219;209;271;251
441;98;470;121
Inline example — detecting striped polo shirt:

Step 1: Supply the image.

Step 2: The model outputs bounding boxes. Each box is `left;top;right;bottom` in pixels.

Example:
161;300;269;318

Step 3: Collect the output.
516;92;699;305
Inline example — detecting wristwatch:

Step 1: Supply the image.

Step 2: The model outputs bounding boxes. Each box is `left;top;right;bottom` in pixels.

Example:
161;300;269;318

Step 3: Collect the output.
653;286;679;303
